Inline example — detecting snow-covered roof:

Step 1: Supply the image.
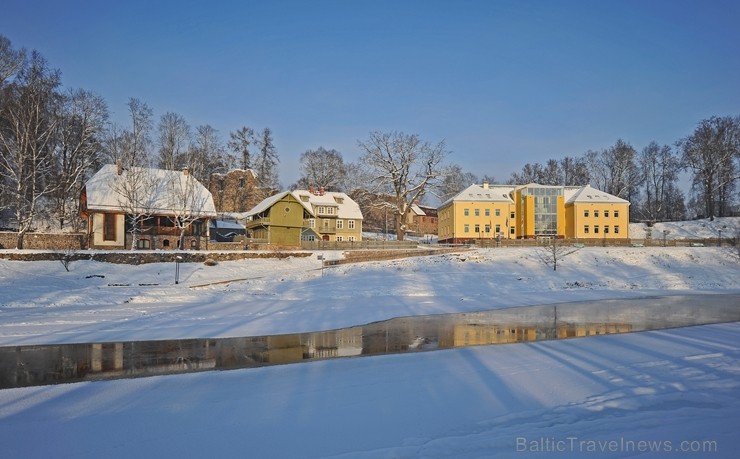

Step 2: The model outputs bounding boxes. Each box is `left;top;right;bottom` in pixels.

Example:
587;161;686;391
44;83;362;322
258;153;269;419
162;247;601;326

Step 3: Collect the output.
410;204;426;216
210;220;246;230
246;191;303;217
440;184;515;208
565;185;630;204
292;190;364;220
84;164;217;217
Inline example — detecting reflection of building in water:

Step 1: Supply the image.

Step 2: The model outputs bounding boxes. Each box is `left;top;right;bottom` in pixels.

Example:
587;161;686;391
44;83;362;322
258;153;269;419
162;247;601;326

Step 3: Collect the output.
557;322;632;338
261;335;305;364
305;328;363;359
91;343;123;372
441;322;633;347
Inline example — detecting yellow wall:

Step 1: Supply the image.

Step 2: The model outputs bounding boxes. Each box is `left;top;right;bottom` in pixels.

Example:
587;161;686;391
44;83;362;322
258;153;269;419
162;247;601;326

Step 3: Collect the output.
567;202;630;239
439;201;514;241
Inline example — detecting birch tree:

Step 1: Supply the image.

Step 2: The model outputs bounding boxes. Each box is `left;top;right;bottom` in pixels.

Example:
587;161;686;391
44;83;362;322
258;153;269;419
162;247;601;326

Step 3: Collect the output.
0;35;25;85
165;170;211;249
358;131;448;241
109;165;156;250
0;50;62;248
50;88;108;230
156;112;190;171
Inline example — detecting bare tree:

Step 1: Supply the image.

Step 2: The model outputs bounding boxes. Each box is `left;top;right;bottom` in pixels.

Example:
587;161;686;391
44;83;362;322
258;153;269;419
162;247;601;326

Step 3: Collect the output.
165;170;211;250
50;88;108;230
358;131;448;240
585;139;640;201
560;156;589;186
126;97;153;167
509;163;544;185
228;126;255;171
297;147;346;191
679;116;740;220
535;238;580;271
0;34;26;85
108;165;156;250
156;112;190;171
438;164;478;202
189;124;231;182
637;141;682;222
0;50;62;248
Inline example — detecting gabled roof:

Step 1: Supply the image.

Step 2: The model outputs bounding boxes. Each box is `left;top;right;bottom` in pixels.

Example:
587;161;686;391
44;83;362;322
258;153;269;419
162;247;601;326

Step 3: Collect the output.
410;204;426;216
565;185;630;204
439;184;515;208
246;191;311;217
84;164;217;217
292;190;364;220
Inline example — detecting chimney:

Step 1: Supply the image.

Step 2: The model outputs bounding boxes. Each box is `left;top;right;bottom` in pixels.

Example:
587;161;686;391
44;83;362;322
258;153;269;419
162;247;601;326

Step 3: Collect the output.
319;186;325;196
183;167;189;176
482;181;489;190
116;159;123;176
309;185;315;194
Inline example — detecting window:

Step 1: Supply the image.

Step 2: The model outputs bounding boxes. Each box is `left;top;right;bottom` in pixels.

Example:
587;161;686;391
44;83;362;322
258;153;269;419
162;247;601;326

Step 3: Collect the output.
485;224;491;233
464;209;469;216
594;225;600;234
464;224;470;233
605;225;610;234
584;225;589;234
584;210;589;218
326;207;335;215
495;224;501;233
348;220;355;229
137;239;150;249
239;178;245;188
336;236;343;242
510;212;515;219
190;240;197;249
163;239;170;248
103;214;116;241
474;224;480;233
594;210;599;218
336;219;343;229
474;209;480;216
604;210;609;217
323;219;330;229
348;236;355;241
308;218;315;228
614;210;620;218
318;206;325;214
495;209;500;217
614;225;620;234
510;226;515;235
485;209;490;217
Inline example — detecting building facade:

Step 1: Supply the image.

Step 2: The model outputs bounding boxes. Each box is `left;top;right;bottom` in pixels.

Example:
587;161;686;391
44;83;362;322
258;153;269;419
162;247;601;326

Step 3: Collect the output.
244;187;363;246
438;183;630;243
80;163;217;250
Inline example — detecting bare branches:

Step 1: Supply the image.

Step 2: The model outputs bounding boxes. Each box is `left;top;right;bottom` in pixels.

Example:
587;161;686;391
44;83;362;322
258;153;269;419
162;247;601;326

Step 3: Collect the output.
357;131;447;240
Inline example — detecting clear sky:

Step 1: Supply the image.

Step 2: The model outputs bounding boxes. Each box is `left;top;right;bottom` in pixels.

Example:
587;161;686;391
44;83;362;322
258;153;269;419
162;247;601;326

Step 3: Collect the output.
2;0;739;188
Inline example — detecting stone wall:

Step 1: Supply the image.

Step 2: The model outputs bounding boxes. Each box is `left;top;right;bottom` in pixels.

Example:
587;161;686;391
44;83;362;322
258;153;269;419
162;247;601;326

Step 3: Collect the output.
0;232;86;250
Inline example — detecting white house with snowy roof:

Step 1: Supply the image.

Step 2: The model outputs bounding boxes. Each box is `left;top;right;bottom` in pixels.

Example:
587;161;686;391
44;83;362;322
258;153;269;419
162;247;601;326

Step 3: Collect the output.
80;162;217;250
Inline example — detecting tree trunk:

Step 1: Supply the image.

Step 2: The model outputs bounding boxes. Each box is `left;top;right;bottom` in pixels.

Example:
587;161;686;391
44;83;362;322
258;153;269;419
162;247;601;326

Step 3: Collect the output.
16;232;25;250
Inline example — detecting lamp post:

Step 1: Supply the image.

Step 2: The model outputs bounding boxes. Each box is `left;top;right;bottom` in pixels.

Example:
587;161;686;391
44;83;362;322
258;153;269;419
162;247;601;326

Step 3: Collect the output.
663;230;670;247
175;255;182;284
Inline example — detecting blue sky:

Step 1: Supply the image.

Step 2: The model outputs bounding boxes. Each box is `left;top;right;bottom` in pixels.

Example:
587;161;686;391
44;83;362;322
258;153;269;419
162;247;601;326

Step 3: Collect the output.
2;0;739;187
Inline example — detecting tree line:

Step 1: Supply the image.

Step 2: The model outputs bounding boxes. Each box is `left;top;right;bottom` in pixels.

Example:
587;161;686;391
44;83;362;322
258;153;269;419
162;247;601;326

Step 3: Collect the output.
1;34;739;246
0;35;280;248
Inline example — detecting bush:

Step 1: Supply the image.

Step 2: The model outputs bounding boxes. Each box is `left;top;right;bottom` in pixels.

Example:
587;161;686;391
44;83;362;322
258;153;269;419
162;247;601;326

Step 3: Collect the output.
204;258;218;266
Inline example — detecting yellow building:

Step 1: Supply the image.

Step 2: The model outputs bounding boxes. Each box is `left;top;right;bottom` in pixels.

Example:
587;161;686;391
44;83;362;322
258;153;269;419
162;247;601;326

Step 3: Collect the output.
438;182;629;243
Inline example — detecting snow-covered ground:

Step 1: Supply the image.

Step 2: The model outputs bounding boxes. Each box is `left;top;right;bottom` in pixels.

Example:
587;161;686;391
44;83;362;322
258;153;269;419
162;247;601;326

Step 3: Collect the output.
0;240;739;457
629;216;739;241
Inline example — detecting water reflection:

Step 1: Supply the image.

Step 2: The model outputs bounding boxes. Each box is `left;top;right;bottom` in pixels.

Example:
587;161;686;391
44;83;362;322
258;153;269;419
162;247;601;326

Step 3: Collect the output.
1;294;738;389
